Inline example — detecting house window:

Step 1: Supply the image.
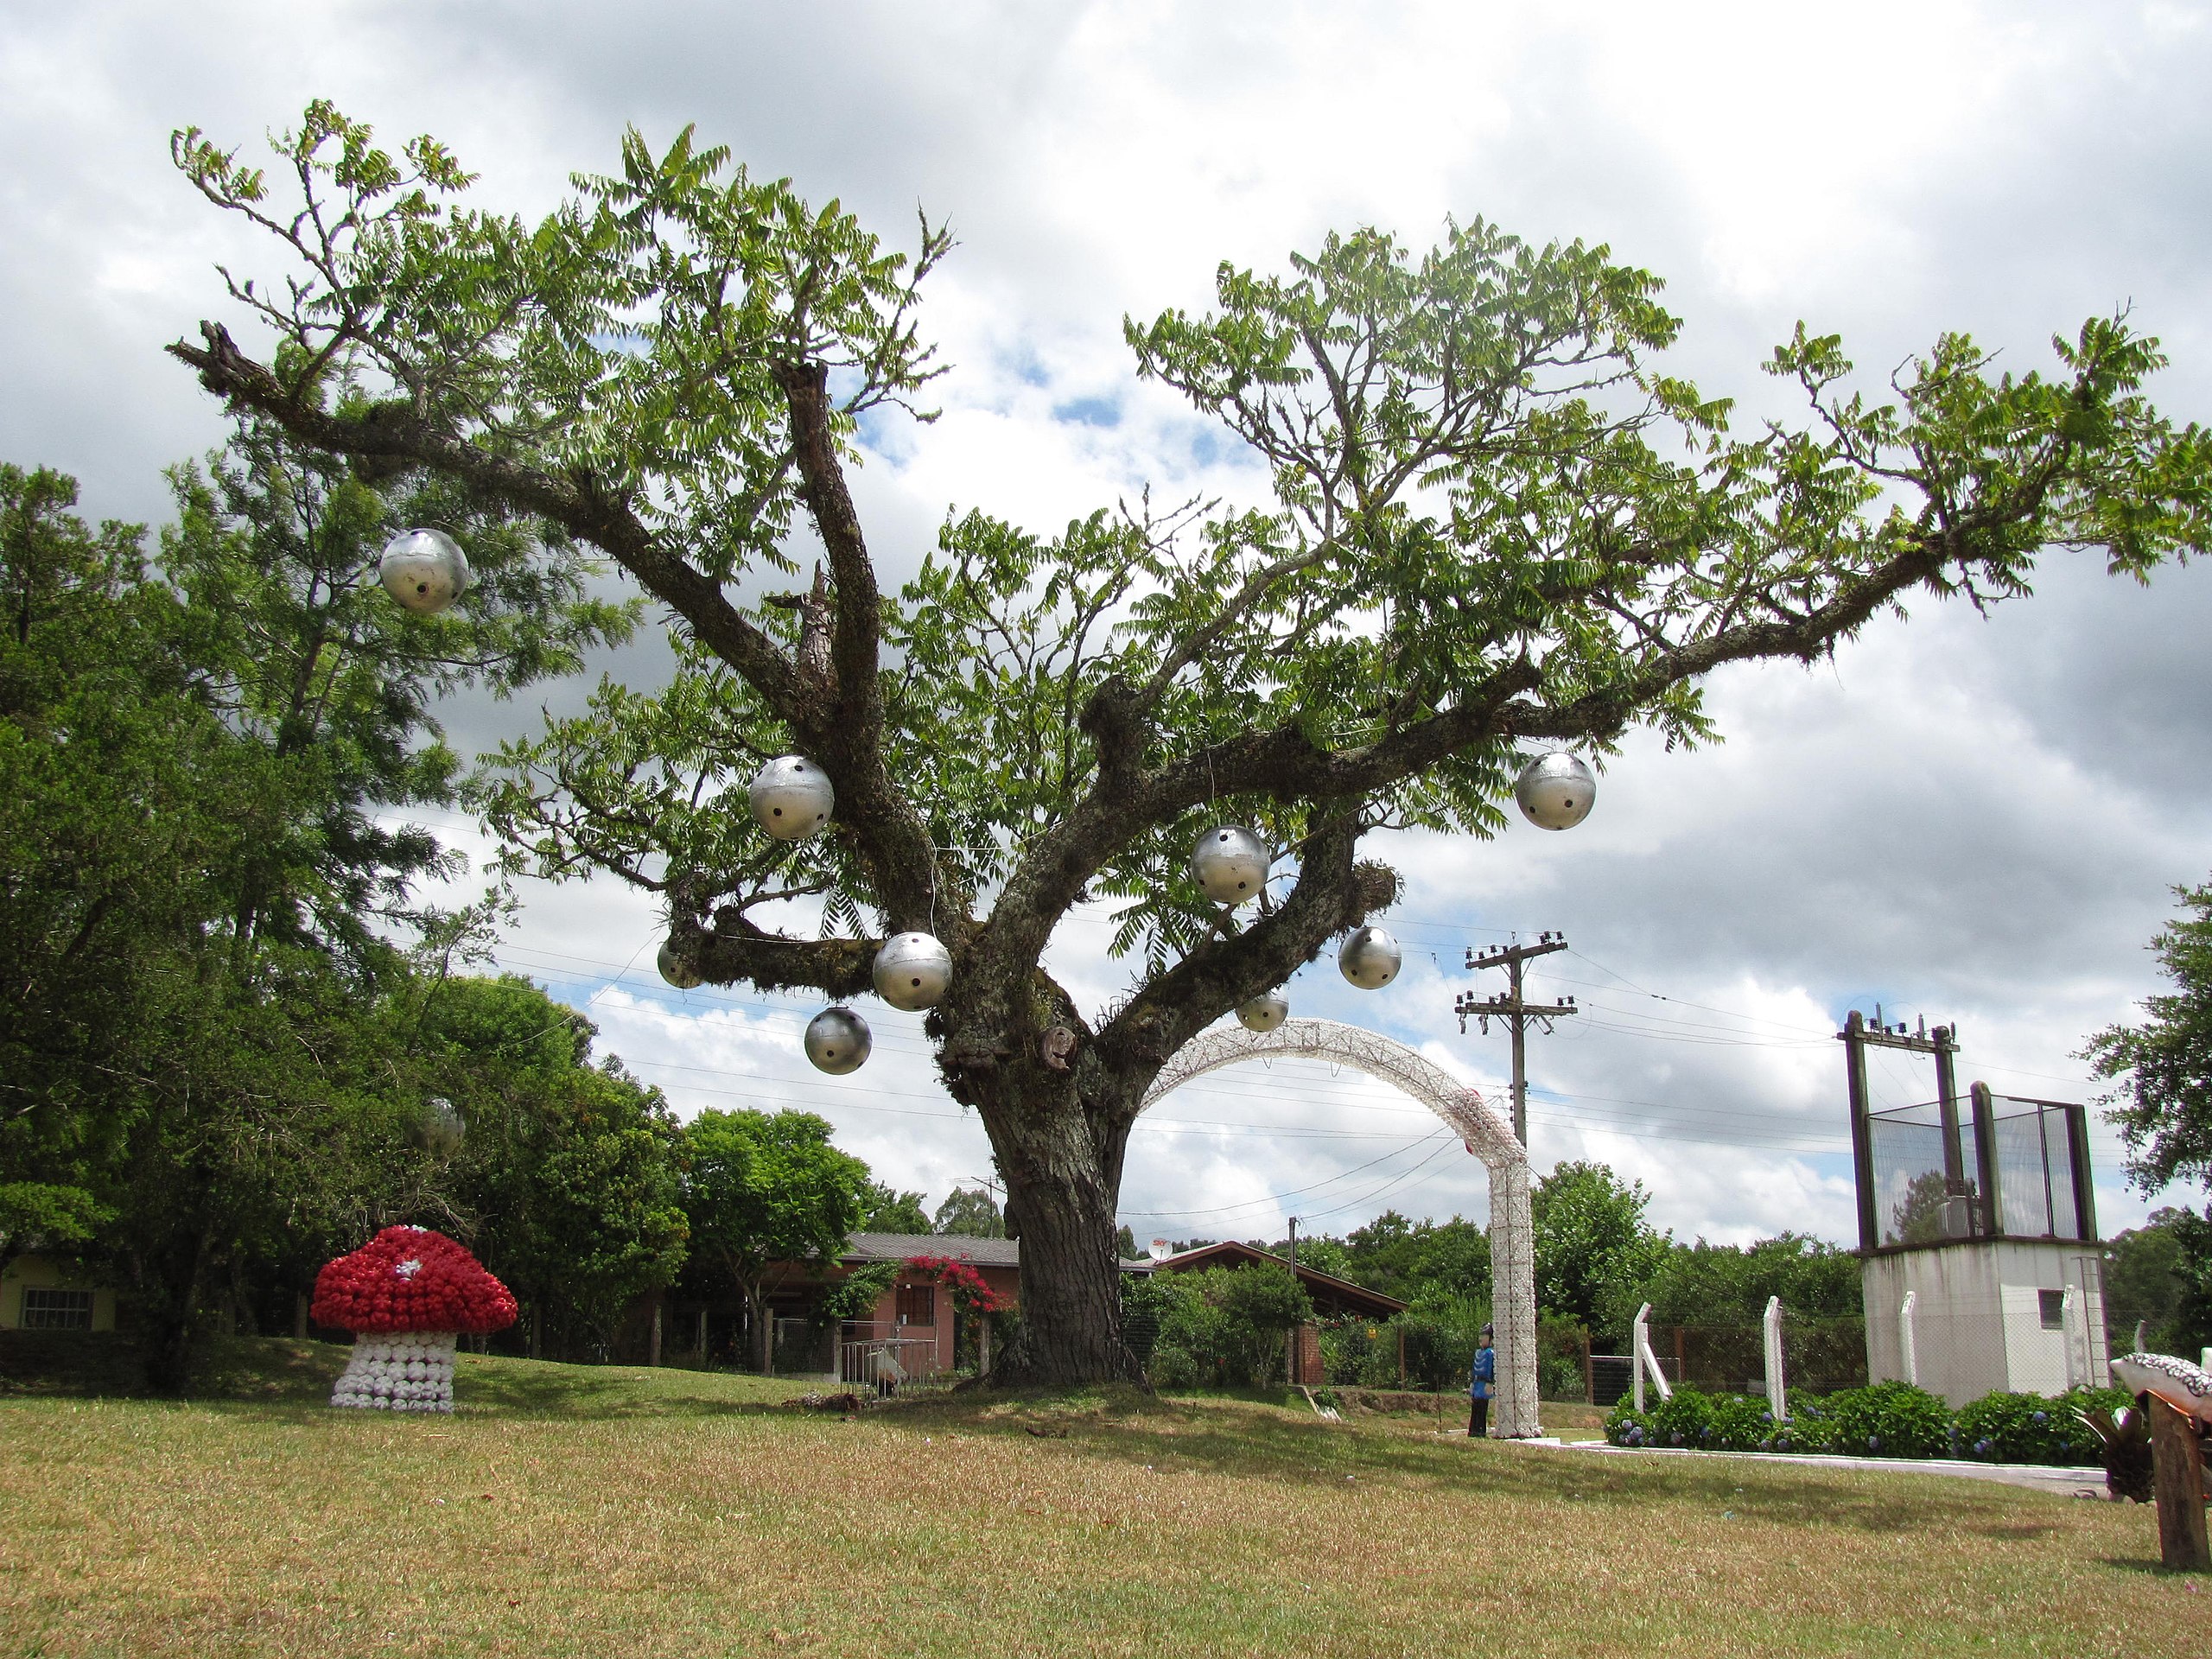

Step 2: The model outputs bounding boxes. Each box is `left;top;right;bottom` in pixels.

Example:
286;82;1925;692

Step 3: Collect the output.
895;1284;936;1327
21;1288;94;1331
2037;1288;2065;1331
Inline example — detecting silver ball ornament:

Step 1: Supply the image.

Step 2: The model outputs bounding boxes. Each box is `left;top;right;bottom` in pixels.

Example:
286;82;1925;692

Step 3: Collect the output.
804;1006;872;1074
1190;824;1270;906
1514;753;1596;831
1338;925;1402;990
873;931;952;1011
657;942;703;989
1236;991;1289;1033
748;755;835;841
377;528;471;616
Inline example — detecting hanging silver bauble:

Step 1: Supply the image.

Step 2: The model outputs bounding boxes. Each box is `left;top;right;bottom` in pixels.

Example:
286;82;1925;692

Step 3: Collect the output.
418;1096;465;1156
1338;925;1402;989
1190;823;1270;906
1236;991;1289;1033
1514;753;1597;832
873;931;952;1012
657;942;702;989
804;1005;872;1074
377;528;471;616
747;755;835;841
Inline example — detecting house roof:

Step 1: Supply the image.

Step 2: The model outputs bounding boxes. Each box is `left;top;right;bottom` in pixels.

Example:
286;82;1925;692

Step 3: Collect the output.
1148;1240;1409;1319
843;1232;1021;1268
839;1233;1154;1273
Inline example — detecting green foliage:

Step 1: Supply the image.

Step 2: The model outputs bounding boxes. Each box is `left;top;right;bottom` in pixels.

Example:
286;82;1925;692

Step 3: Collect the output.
860;1183;931;1235
931;1186;1004;1239
681;1108;869;1367
1532;1162;1669;1338
2088;878;2212;1192
416;974;689;1357
1624;1233;1861;1330
2100;1207;2212;1356
1955;1388;2127;1465
1145;1265;1313;1389
1816;1381;1955;1459
1336;1211;1491;1306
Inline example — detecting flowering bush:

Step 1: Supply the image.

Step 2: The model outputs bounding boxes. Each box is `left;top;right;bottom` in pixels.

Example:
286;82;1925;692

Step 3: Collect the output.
1605;1381;2133;1465
311;1225;518;1334
1820;1381;1952;1458
1954;1386;2129;1465
1605;1387;1777;1451
905;1255;1007;1316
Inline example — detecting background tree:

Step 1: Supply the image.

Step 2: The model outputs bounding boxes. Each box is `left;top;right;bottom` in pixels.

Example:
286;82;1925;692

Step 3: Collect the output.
1531;1161;1669;1340
679;1108;869;1370
2101;1208;2212;1358
2087;878;2212;1192
931;1185;1005;1239
860;1182;931;1234
169;105;2212;1383
411;973;690;1360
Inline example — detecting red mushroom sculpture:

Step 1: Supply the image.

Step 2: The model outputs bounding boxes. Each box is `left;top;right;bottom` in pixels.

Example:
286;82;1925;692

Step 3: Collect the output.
311;1225;517;1412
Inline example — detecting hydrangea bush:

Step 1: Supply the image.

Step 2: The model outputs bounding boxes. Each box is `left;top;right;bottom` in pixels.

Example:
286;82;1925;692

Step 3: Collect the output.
1605;1380;2126;1465
1954;1386;2130;1464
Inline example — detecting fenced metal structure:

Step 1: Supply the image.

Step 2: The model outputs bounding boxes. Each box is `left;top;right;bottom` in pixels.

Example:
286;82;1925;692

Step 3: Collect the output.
1841;1011;2107;1404
1587;1309;1870;1408
1141;1018;1540;1439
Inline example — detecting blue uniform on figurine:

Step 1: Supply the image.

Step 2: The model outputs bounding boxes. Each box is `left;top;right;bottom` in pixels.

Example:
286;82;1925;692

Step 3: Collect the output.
1468;1323;1496;1439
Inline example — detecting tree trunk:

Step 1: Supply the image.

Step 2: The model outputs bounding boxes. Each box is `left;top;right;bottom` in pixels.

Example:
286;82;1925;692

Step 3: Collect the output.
974;1071;1143;1388
140;1225;215;1396
746;1283;772;1373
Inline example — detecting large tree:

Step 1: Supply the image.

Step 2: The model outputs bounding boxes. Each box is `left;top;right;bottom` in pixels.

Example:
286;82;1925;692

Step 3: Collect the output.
2087;878;2212;1192
168;105;2212;1383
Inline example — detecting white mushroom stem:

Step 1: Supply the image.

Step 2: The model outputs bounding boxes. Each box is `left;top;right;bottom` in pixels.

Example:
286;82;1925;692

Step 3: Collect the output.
329;1332;459;1412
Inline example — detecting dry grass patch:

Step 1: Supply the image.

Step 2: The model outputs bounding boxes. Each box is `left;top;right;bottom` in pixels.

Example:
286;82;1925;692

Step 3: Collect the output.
0;1339;2202;1657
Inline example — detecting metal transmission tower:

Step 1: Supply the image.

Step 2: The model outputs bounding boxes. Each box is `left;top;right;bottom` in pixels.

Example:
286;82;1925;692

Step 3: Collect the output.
1456;933;1578;1146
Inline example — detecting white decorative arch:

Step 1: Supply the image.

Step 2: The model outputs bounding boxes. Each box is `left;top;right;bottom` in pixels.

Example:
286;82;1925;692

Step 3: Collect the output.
1141;1018;1540;1439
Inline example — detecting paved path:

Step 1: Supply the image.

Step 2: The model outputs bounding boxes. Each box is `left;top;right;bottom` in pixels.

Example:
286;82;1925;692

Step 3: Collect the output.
1529;1437;2108;1497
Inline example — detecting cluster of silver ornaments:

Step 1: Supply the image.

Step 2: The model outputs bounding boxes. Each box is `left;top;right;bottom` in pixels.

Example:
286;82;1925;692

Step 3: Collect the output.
377;528;471;616
1190;824;1270;906
1514;753;1596;831
1338;925;1402;989
749;755;835;841
804;1005;872;1075
1236;991;1289;1033
657;941;703;989
874;931;952;1012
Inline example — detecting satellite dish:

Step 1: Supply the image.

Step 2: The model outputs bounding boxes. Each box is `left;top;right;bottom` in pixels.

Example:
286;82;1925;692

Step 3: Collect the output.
1148;1238;1173;1262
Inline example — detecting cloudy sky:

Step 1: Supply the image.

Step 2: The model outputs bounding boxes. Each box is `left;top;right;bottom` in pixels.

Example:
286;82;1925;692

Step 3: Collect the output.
7;1;2211;1251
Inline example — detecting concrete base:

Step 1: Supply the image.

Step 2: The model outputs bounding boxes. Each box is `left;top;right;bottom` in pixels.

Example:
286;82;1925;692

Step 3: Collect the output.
1862;1239;2107;1406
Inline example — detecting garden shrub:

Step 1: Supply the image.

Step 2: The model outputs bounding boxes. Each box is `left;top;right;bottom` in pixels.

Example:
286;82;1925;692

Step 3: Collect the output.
1605;1388;1774;1450
1819;1380;1952;1458
1954;1386;2129;1465
1766;1394;1837;1453
1147;1343;1201;1389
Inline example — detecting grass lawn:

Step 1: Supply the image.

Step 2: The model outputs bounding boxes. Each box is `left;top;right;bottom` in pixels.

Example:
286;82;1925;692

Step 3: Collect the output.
2;1337;2202;1657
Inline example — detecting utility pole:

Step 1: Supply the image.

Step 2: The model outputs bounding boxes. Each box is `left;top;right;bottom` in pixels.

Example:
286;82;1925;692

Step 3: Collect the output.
1286;1217;1300;1384
1457;932;1578;1146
